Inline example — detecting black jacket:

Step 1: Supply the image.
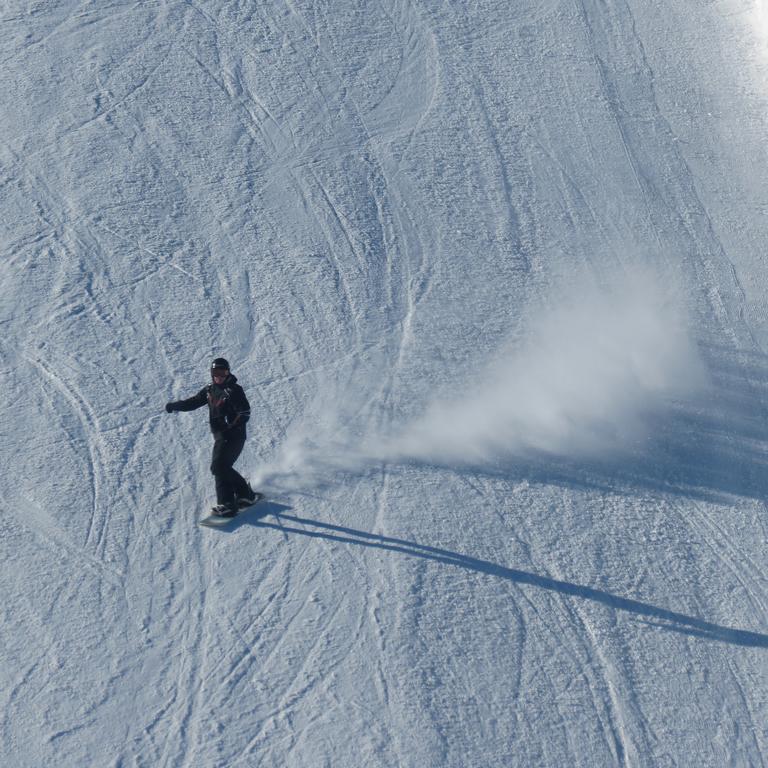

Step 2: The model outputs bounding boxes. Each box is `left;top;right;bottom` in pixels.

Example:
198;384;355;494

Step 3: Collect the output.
170;374;251;438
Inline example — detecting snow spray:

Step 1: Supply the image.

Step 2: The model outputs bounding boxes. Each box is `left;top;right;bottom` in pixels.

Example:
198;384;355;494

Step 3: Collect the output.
252;269;706;490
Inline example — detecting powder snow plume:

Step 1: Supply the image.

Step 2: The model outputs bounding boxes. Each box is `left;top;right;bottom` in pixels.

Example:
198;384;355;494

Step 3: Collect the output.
253;269;706;490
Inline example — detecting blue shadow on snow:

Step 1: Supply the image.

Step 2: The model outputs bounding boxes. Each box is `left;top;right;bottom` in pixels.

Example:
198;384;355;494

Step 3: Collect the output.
240;510;768;649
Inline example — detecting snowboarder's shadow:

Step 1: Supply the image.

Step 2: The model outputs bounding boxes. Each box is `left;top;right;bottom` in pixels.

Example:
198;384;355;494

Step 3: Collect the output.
250;511;768;649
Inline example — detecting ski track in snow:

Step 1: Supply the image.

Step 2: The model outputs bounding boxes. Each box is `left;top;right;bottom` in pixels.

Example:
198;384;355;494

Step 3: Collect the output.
1;0;768;766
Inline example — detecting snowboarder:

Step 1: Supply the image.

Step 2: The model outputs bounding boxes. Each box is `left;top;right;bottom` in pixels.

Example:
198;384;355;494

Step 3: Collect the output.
165;357;257;517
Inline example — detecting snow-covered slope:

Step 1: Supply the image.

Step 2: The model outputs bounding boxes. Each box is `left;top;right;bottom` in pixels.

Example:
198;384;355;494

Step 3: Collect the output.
2;1;767;766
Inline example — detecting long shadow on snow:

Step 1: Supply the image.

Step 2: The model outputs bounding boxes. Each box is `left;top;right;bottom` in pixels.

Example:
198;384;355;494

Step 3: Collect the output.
222;351;768;646
242;511;768;649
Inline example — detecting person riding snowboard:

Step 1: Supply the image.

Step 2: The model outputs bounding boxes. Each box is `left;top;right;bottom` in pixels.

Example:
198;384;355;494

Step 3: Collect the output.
165;358;257;517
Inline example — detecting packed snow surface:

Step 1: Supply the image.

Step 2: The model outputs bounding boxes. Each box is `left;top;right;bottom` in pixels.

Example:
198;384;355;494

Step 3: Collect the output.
2;1;768;766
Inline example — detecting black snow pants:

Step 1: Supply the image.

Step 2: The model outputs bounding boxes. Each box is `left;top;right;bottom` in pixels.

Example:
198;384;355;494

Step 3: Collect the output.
210;433;250;505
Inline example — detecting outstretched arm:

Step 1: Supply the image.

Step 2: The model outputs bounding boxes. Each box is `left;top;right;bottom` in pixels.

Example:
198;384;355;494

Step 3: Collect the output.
166;387;207;413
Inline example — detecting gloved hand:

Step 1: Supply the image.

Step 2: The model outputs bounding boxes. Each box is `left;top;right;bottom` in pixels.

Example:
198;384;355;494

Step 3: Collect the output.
165;402;177;413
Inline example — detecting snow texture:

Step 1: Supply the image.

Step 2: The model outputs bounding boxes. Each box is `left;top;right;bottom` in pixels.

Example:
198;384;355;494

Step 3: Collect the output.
1;1;767;766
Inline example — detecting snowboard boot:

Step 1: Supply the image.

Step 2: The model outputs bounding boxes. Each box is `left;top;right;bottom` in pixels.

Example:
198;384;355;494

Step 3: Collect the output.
211;502;238;518
236;484;259;508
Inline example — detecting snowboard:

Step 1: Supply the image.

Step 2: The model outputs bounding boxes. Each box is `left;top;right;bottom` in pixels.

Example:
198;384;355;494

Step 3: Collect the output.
199;493;265;528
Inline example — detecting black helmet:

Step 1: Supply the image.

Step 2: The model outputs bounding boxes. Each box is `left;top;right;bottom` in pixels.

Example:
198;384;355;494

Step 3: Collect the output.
211;357;230;372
